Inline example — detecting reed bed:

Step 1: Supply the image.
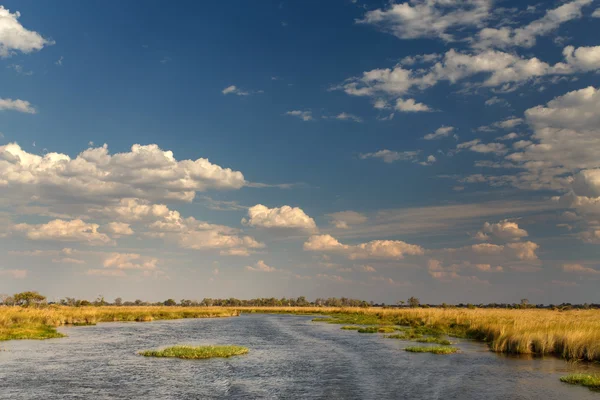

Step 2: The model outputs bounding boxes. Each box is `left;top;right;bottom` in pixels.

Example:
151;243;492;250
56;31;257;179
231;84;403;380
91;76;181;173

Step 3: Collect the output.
235;306;600;361
0;306;239;341
139;345;248;360
405;346;459;354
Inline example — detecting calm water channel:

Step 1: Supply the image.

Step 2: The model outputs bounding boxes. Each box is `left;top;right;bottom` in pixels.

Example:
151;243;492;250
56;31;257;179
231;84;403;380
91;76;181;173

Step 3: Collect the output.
1;314;598;399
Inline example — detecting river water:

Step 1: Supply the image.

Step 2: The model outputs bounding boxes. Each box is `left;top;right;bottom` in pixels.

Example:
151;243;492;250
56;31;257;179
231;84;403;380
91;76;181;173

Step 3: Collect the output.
0;314;598;399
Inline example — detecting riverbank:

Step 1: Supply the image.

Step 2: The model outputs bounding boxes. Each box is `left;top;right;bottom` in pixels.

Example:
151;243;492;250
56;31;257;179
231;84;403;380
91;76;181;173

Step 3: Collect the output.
0;306;239;341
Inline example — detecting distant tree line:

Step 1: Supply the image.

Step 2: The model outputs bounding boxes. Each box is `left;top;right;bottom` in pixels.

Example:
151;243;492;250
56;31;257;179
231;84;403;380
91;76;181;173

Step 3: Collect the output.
1;292;599;310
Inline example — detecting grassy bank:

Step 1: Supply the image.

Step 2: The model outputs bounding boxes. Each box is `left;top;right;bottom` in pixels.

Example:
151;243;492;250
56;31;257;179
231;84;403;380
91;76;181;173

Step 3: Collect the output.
405;346;459;354
235;306;600;361
139;345;248;360
560;374;600;391
0;306;239;341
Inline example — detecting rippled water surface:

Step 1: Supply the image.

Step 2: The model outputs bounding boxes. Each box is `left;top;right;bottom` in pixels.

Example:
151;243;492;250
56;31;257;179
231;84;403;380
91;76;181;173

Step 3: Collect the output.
1;314;598;399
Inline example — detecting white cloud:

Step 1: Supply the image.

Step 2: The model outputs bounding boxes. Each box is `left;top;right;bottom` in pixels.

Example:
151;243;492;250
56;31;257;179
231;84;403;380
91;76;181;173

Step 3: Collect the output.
242;204;317;233
424;126;454;140
497;132;520;141
485;96;508;106
457;139;507;155
0;98;36;113
245;260;278;272
395;98;432;112
0;143;246;205
285;110;313;121
12;219;114;246
474;0;593;49
358;264;376;272
357;0;492;42
334;112;363;122
400;53;441;66
0;269;27;279
476;220;528;241
419;155;437;166
327;211;367;229
562;263;600;275
222;85;249;96
0;6;54;57
359;149;420;163
593;8;600;17
103;222;134;237
304;234;424;260
103;253;157;270
336;46;600;98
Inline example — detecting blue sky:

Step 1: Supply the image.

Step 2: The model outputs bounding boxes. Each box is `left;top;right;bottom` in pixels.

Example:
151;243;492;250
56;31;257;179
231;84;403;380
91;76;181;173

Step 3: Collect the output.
1;0;600;304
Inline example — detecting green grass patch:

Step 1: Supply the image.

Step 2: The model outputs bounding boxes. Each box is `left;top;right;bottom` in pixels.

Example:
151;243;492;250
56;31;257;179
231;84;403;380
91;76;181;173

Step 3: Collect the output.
405;346;459;354
560;374;600;391
356;326;396;333
340;325;361;330
0;324;65;341
311;317;332;322
139;345;249;360
414;337;452;345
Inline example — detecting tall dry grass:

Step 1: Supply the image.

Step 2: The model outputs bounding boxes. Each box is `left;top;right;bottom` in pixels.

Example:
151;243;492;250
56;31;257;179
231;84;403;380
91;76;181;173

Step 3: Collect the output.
236;306;600;361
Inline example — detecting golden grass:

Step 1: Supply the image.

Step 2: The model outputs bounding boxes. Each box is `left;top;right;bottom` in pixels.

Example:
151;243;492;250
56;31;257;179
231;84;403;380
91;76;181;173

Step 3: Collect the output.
139;345;248;359
234;306;600;361
0;306;239;341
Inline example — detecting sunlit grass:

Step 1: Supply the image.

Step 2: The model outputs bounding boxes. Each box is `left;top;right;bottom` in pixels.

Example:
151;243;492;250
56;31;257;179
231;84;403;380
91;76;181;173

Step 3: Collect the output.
139;345;249;359
415;337;453;345
560;374;600;391
0;306;239;341
405;346;459;354
237;306;600;361
340;325;361;330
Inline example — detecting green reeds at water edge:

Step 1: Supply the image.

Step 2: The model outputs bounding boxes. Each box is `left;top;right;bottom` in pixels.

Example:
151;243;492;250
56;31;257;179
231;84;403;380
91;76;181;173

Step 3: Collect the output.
139;345;249;360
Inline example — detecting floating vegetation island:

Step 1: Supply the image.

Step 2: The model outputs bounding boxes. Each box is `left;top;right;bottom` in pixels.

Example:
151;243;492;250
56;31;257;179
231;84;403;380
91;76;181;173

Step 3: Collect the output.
139;345;249;360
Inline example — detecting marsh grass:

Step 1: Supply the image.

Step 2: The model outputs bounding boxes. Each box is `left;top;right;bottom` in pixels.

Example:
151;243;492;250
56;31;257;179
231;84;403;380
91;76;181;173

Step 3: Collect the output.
139;345;249;359
405;346;459;354
0;306;239;341
415;337;453;345
239;306;600;361
560;374;600;391
340;326;361;330
356;326;396;333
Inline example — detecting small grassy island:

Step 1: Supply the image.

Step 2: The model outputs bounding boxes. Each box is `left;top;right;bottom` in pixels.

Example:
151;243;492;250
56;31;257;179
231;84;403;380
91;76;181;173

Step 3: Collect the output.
139;345;249;360
404;346;459;355
560;374;600;391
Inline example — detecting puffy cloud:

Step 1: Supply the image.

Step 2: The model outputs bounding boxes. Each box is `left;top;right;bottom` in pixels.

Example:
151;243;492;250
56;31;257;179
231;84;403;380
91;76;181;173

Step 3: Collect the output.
497;132;520;141
304;234;424;260
474;0;592;49
580;229;600;244
285;110;313;121
478;117;524;132
463;241;539;260
0;98;36;113
424;126;454;140
0;6;54;57
176;230;264;255
562;263;600;275
245;260;278;272
336;46;600;98
457;139;507;155
419;155;437;166
12;219;114;246
103;222;134;237
327;211;368;229
357;0;492;42
0;143;246;205
427;259;491;284
395;98;432;112
334;112;363;122
485;96;508;106
242;204;317;233
476;220;528;241
0;269;27;279
103;253;158;270
358;264;377;272
506;241;539;261
222;85;249;96
359;149;420;163
593;8;600;17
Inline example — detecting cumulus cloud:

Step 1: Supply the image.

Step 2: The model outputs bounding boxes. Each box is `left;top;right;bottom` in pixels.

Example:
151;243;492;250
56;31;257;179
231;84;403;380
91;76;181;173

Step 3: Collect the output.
242;204;317;233
474;0;592;49
336;46;600;98
423;126;454;140
395;98;432;112
304;234;424;260
327;211;368;229
562;263;600;275
476;220;528;241
222;85;250;96
103;253;157;270
359;149;420;163
0;143;246;205
245;260;278;272
457;139;507;155
334;112;363;122
285;110;313;121
357;0;492;42
0;6;54;57
102;222;134;237
12;219;114;246
0;98;36;113
593;8;600;17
